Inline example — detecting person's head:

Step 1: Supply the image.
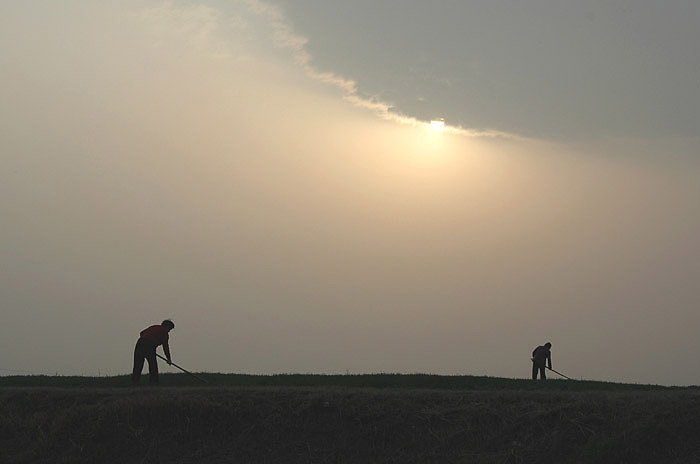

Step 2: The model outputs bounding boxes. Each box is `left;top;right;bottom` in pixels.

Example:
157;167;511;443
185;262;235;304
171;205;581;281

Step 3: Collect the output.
544;342;552;349
162;319;175;331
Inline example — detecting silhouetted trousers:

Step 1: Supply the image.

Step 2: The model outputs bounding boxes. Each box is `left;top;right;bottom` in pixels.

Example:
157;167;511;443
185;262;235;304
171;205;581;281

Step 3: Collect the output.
132;338;159;385
532;362;546;380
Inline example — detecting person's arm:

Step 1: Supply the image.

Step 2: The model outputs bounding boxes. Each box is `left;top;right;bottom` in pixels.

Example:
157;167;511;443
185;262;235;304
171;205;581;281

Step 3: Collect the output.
163;342;172;364
547;352;552;369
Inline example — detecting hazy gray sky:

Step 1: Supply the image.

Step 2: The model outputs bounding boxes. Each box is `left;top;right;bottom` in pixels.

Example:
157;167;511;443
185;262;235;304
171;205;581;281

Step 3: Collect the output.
273;0;700;140
1;1;699;385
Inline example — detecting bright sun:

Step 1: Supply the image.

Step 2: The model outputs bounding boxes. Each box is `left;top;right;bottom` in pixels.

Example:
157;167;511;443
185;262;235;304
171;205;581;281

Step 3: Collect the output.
430;118;445;130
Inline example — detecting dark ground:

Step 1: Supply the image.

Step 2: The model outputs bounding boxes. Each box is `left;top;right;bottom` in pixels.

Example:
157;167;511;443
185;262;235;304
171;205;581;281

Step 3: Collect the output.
2;376;700;463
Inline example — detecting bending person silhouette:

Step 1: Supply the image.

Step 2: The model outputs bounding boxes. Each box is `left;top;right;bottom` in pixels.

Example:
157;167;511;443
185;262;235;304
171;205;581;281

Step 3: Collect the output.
132;319;174;385
531;342;552;380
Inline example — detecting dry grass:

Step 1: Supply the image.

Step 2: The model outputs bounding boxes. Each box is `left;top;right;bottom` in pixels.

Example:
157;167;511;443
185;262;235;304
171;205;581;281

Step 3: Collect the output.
3;386;700;463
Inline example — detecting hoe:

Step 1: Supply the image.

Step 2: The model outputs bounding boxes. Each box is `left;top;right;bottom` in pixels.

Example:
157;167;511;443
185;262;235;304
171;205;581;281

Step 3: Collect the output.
546;366;572;380
157;354;209;384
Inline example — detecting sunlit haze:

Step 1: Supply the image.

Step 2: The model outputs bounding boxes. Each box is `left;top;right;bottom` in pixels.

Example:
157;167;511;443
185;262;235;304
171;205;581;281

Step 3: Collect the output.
1;1;699;385
430;119;445;130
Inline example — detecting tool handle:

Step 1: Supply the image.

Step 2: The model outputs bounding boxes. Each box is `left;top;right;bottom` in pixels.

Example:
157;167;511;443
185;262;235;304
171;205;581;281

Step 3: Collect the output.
156;354;209;383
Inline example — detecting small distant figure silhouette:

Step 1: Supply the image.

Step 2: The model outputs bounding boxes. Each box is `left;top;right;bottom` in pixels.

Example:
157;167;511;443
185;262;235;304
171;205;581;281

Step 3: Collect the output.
132;319;174;385
531;342;552;380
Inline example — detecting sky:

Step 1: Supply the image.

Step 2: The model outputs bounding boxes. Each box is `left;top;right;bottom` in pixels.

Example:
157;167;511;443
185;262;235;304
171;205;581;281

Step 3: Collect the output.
1;0;699;385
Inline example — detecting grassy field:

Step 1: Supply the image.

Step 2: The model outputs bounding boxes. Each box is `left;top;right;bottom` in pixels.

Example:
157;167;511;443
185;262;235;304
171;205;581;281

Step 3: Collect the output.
0;372;685;390
2;374;700;463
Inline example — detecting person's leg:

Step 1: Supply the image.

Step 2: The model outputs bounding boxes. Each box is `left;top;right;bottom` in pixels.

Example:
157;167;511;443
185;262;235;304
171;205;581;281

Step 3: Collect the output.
132;340;146;385
540;365;546;380
145;345;159;385
532;363;538;380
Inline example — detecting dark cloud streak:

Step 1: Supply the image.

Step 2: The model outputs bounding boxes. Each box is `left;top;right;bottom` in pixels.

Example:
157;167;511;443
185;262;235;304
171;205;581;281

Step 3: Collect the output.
272;0;700;140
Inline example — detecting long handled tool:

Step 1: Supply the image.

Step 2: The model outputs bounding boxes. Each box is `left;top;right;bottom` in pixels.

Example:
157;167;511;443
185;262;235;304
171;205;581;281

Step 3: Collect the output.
546;366;572;380
157;354;209;384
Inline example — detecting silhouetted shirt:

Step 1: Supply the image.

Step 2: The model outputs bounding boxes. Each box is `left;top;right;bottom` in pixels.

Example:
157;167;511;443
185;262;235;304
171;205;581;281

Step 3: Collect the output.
532;345;552;368
140;325;170;352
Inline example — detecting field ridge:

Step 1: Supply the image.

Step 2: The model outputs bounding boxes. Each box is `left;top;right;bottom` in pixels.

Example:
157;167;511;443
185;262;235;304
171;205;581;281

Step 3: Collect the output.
3;375;700;463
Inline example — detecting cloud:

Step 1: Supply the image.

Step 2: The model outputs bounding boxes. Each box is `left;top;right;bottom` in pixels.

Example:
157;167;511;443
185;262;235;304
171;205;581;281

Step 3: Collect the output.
238;0;520;139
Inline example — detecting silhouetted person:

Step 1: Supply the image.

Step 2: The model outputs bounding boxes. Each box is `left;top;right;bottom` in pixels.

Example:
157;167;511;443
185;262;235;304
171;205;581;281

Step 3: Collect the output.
531;342;552;380
132;319;174;385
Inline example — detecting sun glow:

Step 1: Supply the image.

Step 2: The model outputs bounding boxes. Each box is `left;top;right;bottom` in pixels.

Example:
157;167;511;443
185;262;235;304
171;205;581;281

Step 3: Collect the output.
430;118;445;130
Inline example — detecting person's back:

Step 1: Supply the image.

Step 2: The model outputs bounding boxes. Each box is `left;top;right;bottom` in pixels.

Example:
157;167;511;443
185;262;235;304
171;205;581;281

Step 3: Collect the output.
140;324;170;347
